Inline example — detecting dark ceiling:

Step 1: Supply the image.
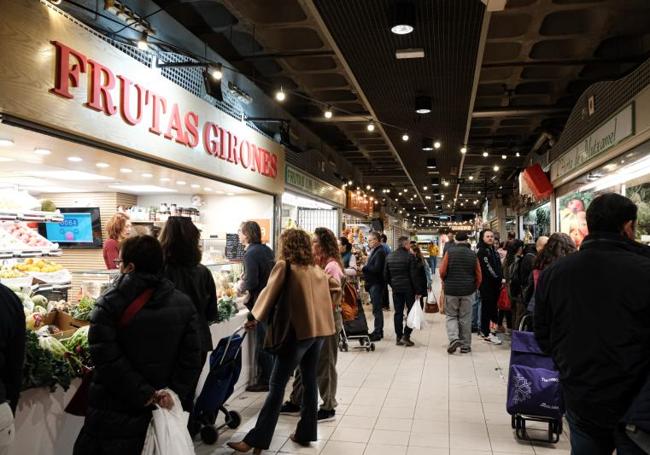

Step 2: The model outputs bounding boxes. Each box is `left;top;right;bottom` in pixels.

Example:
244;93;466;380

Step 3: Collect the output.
154;0;650;219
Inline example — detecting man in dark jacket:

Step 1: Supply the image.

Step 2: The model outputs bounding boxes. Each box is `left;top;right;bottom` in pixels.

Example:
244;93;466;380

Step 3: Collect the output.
0;284;25;455
439;233;482;354
384;236;420;346
513;243;536;329
74;235;202;455
362;231;387;341
535;193;650;455
239;221;275;392
477;229;503;345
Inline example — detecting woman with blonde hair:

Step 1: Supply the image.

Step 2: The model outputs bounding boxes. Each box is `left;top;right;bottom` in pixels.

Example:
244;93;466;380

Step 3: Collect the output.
228;229;339;453
103;212;131;270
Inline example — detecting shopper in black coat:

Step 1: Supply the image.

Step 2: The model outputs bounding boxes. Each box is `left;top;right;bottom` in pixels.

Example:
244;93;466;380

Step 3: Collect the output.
239;221;275;392
384;236;419;346
535;194;650;454
0;282;25;453
74;235;202;455
362;232;387;341
476;229;502;344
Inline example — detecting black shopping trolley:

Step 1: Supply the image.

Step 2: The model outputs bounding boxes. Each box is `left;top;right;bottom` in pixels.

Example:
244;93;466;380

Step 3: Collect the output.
190;327;246;444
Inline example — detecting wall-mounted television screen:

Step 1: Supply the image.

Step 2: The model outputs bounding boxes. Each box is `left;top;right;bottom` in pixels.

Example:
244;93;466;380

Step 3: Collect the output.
39;207;103;249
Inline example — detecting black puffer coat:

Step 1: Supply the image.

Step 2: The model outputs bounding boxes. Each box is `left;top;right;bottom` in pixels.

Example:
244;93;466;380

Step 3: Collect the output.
163;263;218;353
75;272;202;454
0;283;25;413
413;257;429;296
384;247;418;294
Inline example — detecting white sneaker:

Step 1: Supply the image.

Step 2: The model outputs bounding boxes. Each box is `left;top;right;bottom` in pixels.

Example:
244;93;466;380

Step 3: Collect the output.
485;333;502;345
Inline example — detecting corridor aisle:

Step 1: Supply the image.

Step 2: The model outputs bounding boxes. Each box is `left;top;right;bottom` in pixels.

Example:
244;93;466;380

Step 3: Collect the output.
196;307;571;455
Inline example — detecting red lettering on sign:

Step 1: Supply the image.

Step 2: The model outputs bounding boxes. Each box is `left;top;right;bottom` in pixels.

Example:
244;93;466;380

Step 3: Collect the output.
85;60;117;115
203;122;219;156
118;76;146;125
50;41;87;99
149;93;167;135
250;145;262;173
269;153;278;178
239;140;250;169
227;133;239;164
218;128;228;160
164;103;188;145
185;112;199;148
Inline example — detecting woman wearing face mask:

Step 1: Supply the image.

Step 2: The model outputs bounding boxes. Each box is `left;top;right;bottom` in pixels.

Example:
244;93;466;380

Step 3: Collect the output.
477;229;503;345
74;235;202;455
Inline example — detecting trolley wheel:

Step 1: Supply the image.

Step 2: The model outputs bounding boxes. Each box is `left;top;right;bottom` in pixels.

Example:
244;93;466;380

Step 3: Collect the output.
227;411;242;429
515;416;523;431
511;415;516;429
341;343;349;352
200;425;219;445
370;343;376;352
359;339;366;346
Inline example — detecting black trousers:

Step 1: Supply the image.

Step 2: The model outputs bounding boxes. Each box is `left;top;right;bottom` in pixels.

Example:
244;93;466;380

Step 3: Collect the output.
392;291;414;339
480;288;499;335
244;337;324;449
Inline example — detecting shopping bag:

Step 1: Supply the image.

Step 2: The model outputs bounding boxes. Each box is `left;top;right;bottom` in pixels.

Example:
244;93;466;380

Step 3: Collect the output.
497;284;511;311
407;299;427;330
425;288;438;313
141;389;194;455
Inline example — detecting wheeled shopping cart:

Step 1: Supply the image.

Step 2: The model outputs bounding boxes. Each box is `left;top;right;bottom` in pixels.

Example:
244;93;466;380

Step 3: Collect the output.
507;330;564;443
339;296;375;352
190;327;246;444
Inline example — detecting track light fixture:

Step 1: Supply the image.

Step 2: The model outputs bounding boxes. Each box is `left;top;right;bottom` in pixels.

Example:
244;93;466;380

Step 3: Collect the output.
415;96;432;114
137;31;149;50
209;63;223;81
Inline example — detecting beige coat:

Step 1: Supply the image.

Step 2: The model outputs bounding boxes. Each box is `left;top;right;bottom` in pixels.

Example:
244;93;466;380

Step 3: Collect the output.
252;260;339;340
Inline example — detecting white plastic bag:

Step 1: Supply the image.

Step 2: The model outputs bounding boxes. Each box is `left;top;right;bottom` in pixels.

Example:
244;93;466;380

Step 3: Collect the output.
141;389;195;455
406;300;427;330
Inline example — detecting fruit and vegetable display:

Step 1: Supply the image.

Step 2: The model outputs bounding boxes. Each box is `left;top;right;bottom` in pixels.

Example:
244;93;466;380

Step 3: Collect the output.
70;296;95;321
0;265;27;279
1;221;55;249
22;330;77;392
14;258;64;273
215;269;240;322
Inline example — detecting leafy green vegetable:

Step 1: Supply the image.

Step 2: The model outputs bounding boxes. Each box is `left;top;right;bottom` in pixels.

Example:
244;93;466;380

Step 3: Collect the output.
71;296;95;321
62;326;91;370
217;297;237;322
22;331;76;392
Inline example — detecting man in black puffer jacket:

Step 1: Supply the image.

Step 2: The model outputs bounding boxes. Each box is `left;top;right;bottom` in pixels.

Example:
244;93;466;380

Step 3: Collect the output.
0;283;25;455
74;235;202;455
384;236;419;346
535;194;650;455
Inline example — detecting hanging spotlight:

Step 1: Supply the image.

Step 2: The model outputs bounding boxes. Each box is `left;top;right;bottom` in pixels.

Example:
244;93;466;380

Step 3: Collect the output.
423;185;428;191
390;1;416;35
502;154;507;160
348;180;353;186
483;151;489;157
324;107;333;119
426;158;437;169
516;152;521;157
434;141;441;150
203;68;223;101
209;63;223;80
366;185;371;190
415;96;432;114
137;32;149;50
443;180;450;187
367;122;375;132
422;139;434;151
469;175;474;181
275;87;286;102
402;133;409;142
493;165;500;172
460;146;467;154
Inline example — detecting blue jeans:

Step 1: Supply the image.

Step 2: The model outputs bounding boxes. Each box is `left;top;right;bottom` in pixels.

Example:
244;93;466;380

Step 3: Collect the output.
392;291;414;339
567;410;644;455
472;292;481;330
254;321;274;385
245;337;324;449
428;256;437;274
369;284;384;336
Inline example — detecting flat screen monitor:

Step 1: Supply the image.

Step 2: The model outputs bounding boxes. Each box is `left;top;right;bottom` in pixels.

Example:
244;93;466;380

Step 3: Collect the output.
39;207;103;249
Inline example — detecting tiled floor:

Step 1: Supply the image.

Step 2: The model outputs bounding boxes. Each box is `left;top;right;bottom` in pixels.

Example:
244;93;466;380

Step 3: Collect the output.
196;285;571;455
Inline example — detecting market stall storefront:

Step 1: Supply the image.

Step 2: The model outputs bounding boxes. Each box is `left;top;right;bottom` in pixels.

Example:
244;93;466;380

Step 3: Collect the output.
282;164;344;234
550;86;650;247
0;1;285;453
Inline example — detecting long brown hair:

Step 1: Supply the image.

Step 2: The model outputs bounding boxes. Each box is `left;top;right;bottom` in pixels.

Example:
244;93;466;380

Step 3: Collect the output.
106;212;130;241
534;233;576;271
278;229;314;266
412;245;425;262
314;227;343;269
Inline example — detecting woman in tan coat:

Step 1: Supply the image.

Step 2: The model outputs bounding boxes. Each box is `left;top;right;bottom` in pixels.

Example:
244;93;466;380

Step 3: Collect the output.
228;229;339;454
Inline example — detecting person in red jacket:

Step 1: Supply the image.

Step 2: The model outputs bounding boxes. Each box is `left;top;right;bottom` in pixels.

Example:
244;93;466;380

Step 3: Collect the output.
102;213;131;270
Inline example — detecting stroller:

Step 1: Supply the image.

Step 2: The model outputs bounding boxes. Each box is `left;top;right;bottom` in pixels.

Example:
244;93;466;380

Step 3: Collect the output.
190;327;246;444
339;288;375;352
507;330;564;443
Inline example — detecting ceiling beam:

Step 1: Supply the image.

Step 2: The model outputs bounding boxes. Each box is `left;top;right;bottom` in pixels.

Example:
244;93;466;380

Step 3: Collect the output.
472;107;570;118
230;50;335;61
482;56;650;68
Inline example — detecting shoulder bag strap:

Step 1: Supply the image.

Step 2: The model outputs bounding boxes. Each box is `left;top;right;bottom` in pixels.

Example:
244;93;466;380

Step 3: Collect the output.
119;288;154;328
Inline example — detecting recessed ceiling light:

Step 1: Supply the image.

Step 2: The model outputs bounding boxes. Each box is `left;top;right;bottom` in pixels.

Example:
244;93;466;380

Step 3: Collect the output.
67;156;82;162
0;157;14;163
227;192;235;196
204;187;212;191
460;146;467;154
324;107;333;119
478;191;482;194
109;184;177;194
191;184;200;188
395;48;425;59
415;96;432;114
423;186;428;190
176;180;186;185
160;177;171;182
120;168;133;173
367;122;375;132
28;170;113;181
402;133;409;142
390;1;415;35
493;165;500;172
469;176;474;181
141;173;153;178
34;148;51;156
422;139;434;151
516;152;521;157
96;162;110;168
434;141;441;149
0;139;14;147
502;154;507;160
483;151;489;157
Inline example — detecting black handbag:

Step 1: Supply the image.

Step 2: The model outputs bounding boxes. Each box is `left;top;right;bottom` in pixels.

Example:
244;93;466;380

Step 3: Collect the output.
264;261;296;355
